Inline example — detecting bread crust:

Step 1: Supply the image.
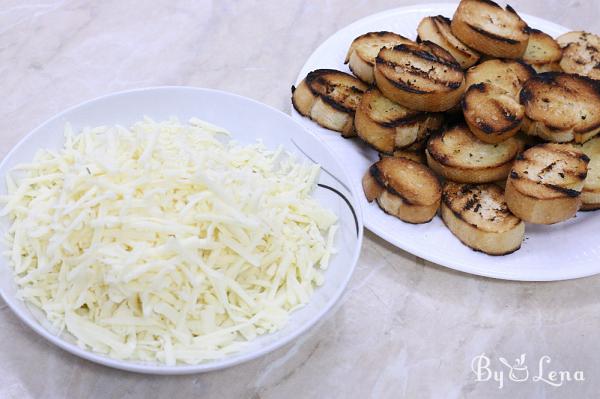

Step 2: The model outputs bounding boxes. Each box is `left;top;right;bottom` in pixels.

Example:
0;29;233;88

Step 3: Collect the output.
363;157;441;223
451;0;529;59
506;143;589;224
417;15;480;68
441;181;524;255
374;41;465;112
345;31;414;84
426;123;524;183
462;82;524;144
292;69;368;136
519;72;600;144
354;88;443;154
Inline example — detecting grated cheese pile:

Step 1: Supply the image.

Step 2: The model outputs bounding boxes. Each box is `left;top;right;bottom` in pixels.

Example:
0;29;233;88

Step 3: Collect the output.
0;117;337;365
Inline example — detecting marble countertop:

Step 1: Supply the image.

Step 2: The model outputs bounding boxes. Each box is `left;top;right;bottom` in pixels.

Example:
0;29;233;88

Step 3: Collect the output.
2;1;600;398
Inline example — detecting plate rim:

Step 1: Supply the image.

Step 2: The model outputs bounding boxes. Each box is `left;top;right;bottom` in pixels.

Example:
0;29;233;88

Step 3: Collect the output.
288;3;600;282
0;86;364;374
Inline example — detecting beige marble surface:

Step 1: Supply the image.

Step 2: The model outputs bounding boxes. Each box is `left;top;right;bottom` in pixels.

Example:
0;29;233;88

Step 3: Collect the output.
2;1;600;398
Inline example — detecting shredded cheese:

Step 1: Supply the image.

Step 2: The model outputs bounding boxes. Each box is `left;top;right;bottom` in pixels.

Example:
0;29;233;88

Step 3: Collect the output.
1;117;337;365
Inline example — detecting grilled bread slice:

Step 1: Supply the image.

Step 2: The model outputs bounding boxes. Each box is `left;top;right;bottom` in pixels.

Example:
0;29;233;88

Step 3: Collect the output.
557;31;600;80
292;69;368;137
355;88;443;153
442;181;525;255
579;136;600;210
462;82;525;144
519;72;600;144
451;0;529;59
374;41;466;112
505;143;590;224
522;28;562;73
363;157;441;223
465;59;535;98
556;30;598;48
417;15;480;68
345;31;414;84
426;123;524;183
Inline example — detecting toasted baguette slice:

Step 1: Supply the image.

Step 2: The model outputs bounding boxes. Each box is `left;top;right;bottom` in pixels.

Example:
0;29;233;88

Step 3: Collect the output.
417;15;480;68
465;59;535;98
556;31;593;48
355;88;443;153
374;41;465;112
519;72;600;144
426;123;524;183
579;136;600;210
363;157;441;223
451;0;529;59
522;28;562;73
462;82;524;144
557;31;600;80
345;32;414;84
506;143;589;224
292;69;368;137
442;181;525;255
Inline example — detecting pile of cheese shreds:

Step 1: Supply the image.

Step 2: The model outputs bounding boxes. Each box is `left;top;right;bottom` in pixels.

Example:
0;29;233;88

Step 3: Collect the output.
0;117;337;365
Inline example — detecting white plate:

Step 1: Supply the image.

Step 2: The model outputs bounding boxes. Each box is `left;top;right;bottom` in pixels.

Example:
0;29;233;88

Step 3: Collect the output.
0;87;363;374
291;3;600;281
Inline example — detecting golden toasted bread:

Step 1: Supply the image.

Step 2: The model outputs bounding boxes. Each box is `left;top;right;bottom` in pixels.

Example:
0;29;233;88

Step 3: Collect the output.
556;31;594;48
465;59;535;98
462;82;524;144
442;181;525;255
520;72;600;144
417;15;480;68
557;31;600;80
355;88;443;154
579;136;600;210
506;143;589;224
292;69;368;137
426;123;524;183
451;0;529;59
345;31;414;84
522;28;562;73
373;41;466;112
363;157;441;223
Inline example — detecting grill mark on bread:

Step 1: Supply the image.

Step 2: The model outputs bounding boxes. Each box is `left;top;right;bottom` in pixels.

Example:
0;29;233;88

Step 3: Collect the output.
375;43;463;93
546;185;582;197
303;70;366;114
442;182;520;229
466;23;519;44
508;143;590;200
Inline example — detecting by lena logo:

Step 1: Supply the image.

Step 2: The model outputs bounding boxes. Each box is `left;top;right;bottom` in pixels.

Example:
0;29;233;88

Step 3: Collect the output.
471;353;585;389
